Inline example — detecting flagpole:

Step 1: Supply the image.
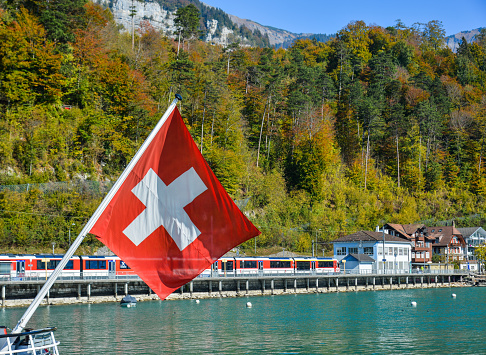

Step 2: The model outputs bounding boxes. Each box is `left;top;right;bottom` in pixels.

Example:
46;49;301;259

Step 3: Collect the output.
12;95;182;334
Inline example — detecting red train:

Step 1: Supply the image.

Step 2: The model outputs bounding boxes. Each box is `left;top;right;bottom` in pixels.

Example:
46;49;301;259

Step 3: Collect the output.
0;254;339;280
207;257;340;277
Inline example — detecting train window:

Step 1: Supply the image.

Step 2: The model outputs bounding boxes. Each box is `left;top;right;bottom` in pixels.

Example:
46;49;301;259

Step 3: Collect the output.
318;261;333;268
0;263;10;275
296;261;310;270
37;260;74;270
119;260;131;269
85;260;107;269
224;261;233;271
270;261;291;268
240;260;257;269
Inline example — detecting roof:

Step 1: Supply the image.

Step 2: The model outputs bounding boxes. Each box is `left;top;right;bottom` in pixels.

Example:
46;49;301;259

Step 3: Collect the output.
403;224;425;235
268;250;301;257
344;254;375;263
385;223;409;239
386;223;425;239
426;226;463;247
457;227;483;238
332;231;410;244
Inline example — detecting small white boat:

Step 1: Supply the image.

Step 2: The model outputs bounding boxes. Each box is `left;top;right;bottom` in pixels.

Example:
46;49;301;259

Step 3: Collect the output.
0;327;59;354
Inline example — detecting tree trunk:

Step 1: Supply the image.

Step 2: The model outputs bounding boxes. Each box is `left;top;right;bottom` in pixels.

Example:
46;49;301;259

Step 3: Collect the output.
210;111;215;145
200;90;207;154
396;133;400;188
364;131;370;189
257;99;269;167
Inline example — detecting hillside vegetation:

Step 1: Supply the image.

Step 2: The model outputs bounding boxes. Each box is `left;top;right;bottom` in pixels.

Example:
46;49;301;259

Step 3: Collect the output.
1;1;486;255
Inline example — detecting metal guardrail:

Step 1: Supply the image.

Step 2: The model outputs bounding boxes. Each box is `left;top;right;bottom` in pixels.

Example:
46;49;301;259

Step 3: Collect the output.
0;269;470;283
0;327;59;355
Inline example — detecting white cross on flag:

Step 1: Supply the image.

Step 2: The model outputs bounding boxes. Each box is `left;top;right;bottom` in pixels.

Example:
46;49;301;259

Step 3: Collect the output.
89;105;260;300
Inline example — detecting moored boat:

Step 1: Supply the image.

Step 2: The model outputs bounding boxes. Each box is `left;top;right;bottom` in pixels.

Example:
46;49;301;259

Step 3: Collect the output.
120;295;137;308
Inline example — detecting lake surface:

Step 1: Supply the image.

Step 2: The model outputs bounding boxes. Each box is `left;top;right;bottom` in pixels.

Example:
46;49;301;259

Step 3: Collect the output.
1;287;485;354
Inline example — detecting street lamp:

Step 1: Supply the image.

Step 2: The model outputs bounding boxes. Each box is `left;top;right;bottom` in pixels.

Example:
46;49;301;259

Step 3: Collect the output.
69;223;76;247
382;225;386;274
51;242;56;255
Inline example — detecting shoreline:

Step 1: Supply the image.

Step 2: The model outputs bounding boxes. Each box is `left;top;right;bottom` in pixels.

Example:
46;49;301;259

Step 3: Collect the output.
2;281;469;308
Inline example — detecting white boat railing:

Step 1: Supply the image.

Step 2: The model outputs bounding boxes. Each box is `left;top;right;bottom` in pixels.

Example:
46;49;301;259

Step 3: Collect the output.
0;327;59;355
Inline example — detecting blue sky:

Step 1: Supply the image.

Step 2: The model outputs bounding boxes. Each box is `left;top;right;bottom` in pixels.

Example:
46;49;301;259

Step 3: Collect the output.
201;0;485;36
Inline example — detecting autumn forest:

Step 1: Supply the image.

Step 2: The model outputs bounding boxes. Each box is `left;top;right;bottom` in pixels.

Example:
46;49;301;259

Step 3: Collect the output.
1;1;486;255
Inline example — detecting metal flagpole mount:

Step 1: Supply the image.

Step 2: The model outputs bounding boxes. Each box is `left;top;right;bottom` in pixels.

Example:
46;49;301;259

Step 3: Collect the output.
175;93;182;101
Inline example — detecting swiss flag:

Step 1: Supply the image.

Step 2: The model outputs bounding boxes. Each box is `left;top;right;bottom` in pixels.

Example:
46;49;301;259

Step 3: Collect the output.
89;106;260;300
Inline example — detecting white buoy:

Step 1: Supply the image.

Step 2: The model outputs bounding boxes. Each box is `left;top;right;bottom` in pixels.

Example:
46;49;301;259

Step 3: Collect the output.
195;299;200;304
411;301;417;307
452;293;456;298
246;302;252;308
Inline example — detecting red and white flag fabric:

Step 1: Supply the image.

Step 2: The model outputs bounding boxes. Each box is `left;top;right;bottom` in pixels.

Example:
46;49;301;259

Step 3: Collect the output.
89;106;260;300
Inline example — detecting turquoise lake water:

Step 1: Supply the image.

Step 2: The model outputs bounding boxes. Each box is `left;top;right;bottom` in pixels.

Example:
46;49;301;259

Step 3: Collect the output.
1;287;485;354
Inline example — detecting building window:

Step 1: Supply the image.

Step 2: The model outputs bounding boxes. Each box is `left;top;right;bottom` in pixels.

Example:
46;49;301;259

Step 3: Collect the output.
412;252;415;258
364;247;373;255
404;248;409;256
336;247;346;256
426;252;430;258
349;247;358;254
399;248;403;256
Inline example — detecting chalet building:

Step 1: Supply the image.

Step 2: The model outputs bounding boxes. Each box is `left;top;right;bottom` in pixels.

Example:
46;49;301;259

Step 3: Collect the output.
332;231;412;274
384;223;434;269
456;227;486;261
419;226;466;264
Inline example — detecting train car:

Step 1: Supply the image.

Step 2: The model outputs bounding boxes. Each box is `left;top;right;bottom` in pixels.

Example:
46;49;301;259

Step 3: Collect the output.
0;254;82;280
293;258;316;274
315;257;340;273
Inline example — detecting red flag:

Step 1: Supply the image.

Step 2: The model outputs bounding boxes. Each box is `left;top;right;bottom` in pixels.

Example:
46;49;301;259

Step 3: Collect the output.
89;106;260;299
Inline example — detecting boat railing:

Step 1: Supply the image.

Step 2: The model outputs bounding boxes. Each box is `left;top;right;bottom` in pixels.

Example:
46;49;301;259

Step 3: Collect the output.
0;327;59;355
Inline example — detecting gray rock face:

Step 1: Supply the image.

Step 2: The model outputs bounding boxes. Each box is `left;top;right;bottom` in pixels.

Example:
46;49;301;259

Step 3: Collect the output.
445;28;484;52
94;0;238;45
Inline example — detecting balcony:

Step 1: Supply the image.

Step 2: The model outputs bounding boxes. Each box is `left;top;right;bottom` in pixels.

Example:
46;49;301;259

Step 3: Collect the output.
413;246;431;252
412;257;432;263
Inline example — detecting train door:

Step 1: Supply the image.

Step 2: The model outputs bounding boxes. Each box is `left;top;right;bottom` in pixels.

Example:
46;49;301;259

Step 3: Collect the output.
108;260;116;279
211;261;218;277
311;261;316;275
16;260;25;278
258;261;264;276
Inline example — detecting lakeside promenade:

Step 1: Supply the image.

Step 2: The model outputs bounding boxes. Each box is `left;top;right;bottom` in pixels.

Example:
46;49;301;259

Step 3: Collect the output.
0;270;470;307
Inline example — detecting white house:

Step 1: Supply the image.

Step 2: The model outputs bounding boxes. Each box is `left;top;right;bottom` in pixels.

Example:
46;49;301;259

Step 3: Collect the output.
340;254;375;274
457;227;486;261
332;230;412;274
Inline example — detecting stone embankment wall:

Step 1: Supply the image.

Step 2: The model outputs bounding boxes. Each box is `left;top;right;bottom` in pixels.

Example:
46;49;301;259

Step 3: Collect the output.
1;273;467;308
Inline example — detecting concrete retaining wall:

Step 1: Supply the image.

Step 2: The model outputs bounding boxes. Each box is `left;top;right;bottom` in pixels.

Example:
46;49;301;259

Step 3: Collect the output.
0;273;467;308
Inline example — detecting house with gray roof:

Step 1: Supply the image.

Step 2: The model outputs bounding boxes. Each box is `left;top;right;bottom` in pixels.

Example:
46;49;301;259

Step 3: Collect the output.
457;227;486;261
340;253;375;274
332;230;412;274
